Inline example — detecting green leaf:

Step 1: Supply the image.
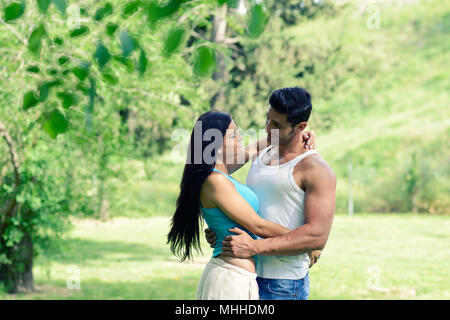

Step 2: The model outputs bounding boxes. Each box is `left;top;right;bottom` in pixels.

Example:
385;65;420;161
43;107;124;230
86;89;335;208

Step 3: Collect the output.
5;229;23;247
37;79;62;103
101;71;119;85
163;27;185;57
113;55;134;72
43;109;68;139
38;83;49;102
247;3;269;39
94;42;111;69
119;30;136;57
56;91;77;109
122;0;141;17
53;36;64;46
69;25;89;37
147;0;182;26
26;65;40;73
27;23;46;55
37;0;51;14
47;68;59;76
106;23;119;36
217;0;238;8
146;2;160;25
75;82;89;95
51;0;67;15
138;48;147;76
193;46;216;77
72;61;90;81
94;3;113;21
57;55;70;66
22;91;39;110
4;1;26;22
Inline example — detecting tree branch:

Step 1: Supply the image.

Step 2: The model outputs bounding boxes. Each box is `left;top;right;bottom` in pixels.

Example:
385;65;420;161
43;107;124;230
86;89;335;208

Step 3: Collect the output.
0;18;26;45
0;121;21;231
224;37;239;44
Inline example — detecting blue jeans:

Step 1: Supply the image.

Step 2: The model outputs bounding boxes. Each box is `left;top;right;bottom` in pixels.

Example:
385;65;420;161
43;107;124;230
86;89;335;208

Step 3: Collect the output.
257;273;310;300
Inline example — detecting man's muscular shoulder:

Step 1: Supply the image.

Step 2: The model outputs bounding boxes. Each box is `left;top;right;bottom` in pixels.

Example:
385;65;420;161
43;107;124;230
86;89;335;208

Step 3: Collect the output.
293;153;336;191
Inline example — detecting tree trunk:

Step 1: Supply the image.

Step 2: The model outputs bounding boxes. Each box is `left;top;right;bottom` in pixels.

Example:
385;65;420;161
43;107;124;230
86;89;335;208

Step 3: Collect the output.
0;121;34;293
0;229;35;293
99;198;110;221
210;4;229;109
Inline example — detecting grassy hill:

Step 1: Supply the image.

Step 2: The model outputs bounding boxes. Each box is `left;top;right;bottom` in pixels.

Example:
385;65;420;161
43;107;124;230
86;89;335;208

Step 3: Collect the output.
110;0;449;217
303;0;450;214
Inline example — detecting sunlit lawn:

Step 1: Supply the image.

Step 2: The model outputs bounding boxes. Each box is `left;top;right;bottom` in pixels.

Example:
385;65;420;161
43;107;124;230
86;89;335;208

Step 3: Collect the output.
1;214;449;300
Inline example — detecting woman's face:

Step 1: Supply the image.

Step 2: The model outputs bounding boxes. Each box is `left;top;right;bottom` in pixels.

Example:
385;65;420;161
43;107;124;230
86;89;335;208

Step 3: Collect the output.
220;120;243;165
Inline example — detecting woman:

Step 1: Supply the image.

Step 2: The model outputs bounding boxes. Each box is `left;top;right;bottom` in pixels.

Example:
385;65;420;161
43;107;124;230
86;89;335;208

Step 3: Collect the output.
167;111;315;300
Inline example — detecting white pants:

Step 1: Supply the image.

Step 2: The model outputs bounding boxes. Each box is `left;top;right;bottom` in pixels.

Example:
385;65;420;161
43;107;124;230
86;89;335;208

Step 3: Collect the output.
196;257;259;300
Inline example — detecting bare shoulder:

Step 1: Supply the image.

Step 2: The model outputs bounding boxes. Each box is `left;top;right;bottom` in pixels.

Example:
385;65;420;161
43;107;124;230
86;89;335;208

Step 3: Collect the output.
202;171;235;193
201;171;235;208
298;153;331;170
296;153;336;187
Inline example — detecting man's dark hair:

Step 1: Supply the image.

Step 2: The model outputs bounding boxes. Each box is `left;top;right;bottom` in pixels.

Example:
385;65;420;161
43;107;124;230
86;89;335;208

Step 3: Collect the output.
269;87;312;127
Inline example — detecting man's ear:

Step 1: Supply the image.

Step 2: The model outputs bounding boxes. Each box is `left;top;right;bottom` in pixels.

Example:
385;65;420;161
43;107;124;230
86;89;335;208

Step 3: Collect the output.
295;122;307;133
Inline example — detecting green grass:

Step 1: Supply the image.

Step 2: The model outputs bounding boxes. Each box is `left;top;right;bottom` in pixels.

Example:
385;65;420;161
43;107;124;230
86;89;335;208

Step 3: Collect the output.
1;214;448;300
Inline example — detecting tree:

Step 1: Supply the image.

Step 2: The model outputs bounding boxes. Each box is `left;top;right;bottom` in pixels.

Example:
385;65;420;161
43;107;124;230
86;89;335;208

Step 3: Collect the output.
0;0;271;293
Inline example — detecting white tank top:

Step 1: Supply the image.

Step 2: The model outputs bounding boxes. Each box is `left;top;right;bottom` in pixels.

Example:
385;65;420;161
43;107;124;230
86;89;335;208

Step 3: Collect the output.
246;145;319;280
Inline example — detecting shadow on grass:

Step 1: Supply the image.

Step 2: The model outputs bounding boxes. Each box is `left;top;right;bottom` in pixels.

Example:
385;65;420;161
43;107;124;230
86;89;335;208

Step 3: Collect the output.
3;276;200;300
2;237;201;300
49;238;172;264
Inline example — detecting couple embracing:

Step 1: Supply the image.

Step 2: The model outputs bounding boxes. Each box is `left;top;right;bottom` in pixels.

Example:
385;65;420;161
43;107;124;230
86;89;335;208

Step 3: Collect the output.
168;87;336;300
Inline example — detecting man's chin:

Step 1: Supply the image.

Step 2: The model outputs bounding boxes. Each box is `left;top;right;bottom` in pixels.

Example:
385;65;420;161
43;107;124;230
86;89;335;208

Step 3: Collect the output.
268;137;282;147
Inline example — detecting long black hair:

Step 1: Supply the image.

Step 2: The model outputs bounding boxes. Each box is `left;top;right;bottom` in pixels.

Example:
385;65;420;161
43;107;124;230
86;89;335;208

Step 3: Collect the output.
167;111;232;262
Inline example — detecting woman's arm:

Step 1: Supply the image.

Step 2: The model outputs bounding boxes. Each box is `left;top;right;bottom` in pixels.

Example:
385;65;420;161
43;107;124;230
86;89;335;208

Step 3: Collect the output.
204;173;290;238
228;136;268;175
227;130;317;175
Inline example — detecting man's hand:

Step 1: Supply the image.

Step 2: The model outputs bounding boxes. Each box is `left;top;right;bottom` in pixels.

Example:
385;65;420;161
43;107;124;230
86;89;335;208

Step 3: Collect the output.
221;227;257;259
302;130;317;151
308;250;322;268
204;228;216;248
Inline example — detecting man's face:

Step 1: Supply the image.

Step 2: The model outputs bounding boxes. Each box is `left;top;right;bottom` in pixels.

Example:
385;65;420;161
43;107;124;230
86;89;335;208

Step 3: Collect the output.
265;107;296;146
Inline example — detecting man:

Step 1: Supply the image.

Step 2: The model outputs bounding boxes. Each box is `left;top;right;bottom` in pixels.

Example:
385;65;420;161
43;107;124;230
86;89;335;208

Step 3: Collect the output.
205;87;336;300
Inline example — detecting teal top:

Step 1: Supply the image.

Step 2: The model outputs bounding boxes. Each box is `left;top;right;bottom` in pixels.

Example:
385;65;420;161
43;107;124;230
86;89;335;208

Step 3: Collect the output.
200;168;260;258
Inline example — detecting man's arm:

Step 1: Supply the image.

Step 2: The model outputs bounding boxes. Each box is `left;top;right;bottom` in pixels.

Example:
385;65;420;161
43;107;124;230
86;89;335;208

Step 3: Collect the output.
222;157;336;258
